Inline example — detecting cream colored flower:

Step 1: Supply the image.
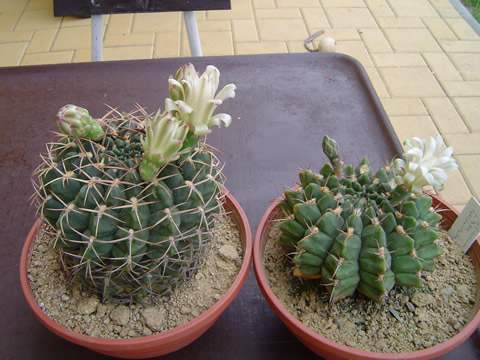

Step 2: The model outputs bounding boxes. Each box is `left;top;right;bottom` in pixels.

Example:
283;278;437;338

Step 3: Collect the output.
166;64;236;136
391;135;458;194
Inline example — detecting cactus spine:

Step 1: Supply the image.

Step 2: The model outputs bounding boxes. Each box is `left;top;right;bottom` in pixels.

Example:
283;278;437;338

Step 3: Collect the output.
278;136;457;303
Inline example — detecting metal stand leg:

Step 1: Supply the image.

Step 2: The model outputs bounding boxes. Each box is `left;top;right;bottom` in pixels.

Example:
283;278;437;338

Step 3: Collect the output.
183;11;202;57
91;15;103;61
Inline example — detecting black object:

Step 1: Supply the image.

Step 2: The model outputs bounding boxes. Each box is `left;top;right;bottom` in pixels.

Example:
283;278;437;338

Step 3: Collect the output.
53;0;231;17
1;53;479;360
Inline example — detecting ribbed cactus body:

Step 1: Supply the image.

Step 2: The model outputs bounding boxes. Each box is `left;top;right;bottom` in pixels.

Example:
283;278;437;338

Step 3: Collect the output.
277;138;444;303
34;110;224;300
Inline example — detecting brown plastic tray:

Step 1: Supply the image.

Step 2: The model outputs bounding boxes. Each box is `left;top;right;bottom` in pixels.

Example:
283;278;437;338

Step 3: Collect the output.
2;53;475;359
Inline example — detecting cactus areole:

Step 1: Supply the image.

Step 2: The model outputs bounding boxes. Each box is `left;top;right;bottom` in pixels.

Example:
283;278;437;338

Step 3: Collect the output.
32;64;236;302
277;135;458;303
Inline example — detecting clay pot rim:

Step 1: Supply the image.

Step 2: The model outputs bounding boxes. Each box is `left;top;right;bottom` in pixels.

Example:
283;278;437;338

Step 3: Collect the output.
20;191;252;349
253;192;480;360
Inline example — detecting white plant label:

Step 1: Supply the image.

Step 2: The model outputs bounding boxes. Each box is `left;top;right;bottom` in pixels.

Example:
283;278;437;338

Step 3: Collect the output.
448;197;480;254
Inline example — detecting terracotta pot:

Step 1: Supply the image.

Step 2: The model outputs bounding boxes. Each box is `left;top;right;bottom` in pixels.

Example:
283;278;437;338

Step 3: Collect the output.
254;193;480;360
20;192;252;359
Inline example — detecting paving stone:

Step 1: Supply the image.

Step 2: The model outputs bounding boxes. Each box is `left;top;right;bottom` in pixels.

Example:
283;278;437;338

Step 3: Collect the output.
324;8;377;28
257;18;309;41
441;80;480;96
181;31;233;56
253;0;276;8
197;20;231;32
300;7;330;30
376;17;425;28
232;20;258;42
0;31;33;42
429;0;454;7
277;0;320;7
71;48;90;63
440;40;480;53
286;41;309;53
437;167;473;205
26;28;57;53
207;0;253;19
360;28;393;53
388;0;437;17
445;18;480;40
336;40;374;68
106;14;133;35
423;97;469;134
103;45;153;61
0;10;23;32
52;26;92;50
452;97;480;131
364;0;395;17
255;8;302;19
380;67;444;97
0;42;27;66
20;50;73;65
25;0;52;10
372;53;426;67
437;7;464;18
364;67;390;98
104;33;154;47
320;0;366;7
60;16;92;28
317;29;360;40
444;133;480;155
456;155;480;198
154;32;180;58
235;41;287;55
384;28;441;52
132;13;180;33
389;115;439;143
15;9;61;31
423;52;462;81
422;17;457;40
381;98;427;116
448;53;480;81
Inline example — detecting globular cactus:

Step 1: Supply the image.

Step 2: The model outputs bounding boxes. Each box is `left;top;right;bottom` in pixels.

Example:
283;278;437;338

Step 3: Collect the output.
32;64;236;301
277;136;457;303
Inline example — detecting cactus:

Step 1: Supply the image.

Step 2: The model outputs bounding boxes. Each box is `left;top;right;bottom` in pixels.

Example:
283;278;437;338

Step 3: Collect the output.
277;136;457;303
32;64;236;301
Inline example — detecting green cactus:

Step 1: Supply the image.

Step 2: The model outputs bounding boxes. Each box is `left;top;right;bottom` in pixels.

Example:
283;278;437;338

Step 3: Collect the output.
277;136;455;303
32;64;235;301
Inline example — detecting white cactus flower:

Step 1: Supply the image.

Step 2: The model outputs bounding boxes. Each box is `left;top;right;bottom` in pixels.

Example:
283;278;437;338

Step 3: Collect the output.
391;135;458;195
166;64;236;136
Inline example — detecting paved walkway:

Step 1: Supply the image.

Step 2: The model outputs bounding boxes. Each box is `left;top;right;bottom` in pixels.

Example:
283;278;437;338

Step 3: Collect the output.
1;0;479;210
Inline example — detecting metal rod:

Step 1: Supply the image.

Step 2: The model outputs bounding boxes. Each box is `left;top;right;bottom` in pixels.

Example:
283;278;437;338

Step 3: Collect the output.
183;11;202;57
91;15;103;61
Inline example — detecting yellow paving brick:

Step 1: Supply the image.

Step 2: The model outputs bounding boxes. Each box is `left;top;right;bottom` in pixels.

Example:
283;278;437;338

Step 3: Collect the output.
301;8;330;31
453;97;480;132
0;11;23;32
276;0;320;7
429;0;454;7
437;7;463;18
445;18;480;40
257;18;308;41
0;42;27;66
321;29;361;40
441;80;480;96
324;8;377;28
389;115;440;143
336;40;374;68
423;97;469;134
15;9;61;31
132;13;181;33
444;133;480;155
104;33;154;47
20;50;73;65
253;0;276;8
456;155;480;198
0;31;33;42
375;17;425;28
422;18;457;40
195;11;207;21
448;53;480;81
232;20;258;42
422;52;462;81
106;14;133;34
286;41;309;53
372;53;426;67
52;26;92;50
207;0;253;19
381;98;427;116
255;8;302;19
388;0;437;17
234;41;287;55
439;40;480;53
364;67;390;98
437;168;473;205
27;29;57;53
181;31;233;56
197;20;231;32
360;29;393;53
72;48;91;63
154;32;181;58
0;0;27;11
60;17;92;28
25;0;52;10
380;67;444;97
103;46;153;61
364;0;395;17
384;28;441;52
321;0;366;7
